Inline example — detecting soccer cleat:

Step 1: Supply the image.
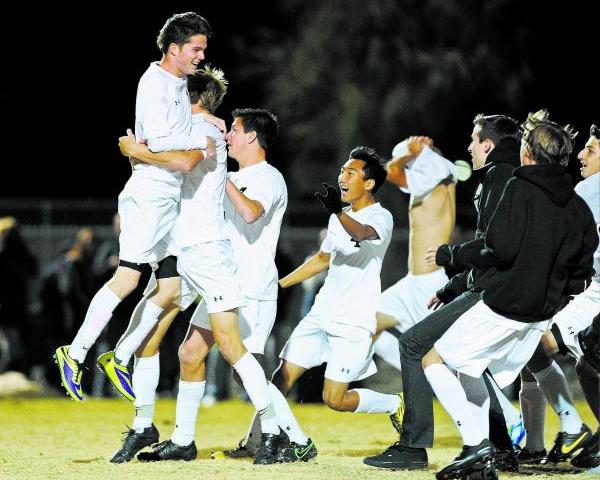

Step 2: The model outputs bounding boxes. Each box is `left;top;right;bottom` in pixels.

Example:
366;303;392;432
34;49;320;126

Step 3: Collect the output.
253;431;289;465
389;392;405;435
493;448;519;473
363;442;428;470
436;439;496;480
508;419;526;447
96;351;135;402
516;447;547;465
210;439;257;459
277;438;317;463
545;423;594;463
110;424;159;463
137;439;197;461
54;345;84;402
571;430;600;469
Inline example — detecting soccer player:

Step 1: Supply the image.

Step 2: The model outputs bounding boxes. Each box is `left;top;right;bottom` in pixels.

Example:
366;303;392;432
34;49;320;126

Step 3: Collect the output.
422;114;598;480
54;12;219;402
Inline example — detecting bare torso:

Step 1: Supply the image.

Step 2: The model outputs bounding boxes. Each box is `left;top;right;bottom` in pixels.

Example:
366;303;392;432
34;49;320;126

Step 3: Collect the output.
408;181;456;274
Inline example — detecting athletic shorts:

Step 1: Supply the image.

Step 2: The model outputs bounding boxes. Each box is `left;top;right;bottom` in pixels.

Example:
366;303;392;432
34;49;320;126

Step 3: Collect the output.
279;313;377;384
553;280;600;359
378;269;448;333
435;300;551;388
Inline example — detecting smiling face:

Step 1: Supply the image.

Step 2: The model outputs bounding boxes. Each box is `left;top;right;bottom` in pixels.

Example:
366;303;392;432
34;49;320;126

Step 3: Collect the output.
338;159;374;205
578;135;600;179
170;34;208;77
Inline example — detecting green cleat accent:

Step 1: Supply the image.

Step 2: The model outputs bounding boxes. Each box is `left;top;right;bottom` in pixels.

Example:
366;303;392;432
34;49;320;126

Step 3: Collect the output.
278;438;318;463
390;392;405;435
96;351;135;402
54;345;84;402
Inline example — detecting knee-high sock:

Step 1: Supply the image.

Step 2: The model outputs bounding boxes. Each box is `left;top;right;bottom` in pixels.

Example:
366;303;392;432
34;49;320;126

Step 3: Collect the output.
132;354;160;432
171;380;205;446
424;364;485;446
352;388;401;414
373;331;402;371
69;286;121;362
533;361;583;434
485;374;521;427
268;383;308;444
115;299;163;365
520;381;546;452
233;352;278;435
459;373;491;439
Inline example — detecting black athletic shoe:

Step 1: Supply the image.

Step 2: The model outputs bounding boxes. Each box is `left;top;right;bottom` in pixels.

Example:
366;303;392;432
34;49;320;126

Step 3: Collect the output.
253;431;289;465
516;447;547;465
546;424;593;463
110;424;159;463
210;439;256;459
571;430;600;469
363;442;428;470
436;439;496;480
137;439;197;462
493;448;519;473
278;438;317;463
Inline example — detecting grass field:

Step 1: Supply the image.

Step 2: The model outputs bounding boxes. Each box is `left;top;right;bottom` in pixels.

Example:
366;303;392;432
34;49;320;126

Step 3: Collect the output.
0;397;595;479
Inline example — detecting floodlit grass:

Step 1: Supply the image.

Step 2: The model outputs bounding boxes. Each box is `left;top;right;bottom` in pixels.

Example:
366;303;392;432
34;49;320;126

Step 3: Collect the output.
0;397;595;479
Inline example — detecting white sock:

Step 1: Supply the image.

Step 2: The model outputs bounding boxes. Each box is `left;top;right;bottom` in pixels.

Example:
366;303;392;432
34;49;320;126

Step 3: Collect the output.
171;381;205;447
486;374;522;427
132;354;160;432
373;331;402;371
533;361;583;434
352;388;400;414
424;364;485;446
268;383;308;444
459;374;491;439
115;299;163;365
233;352;278;434
520;381;546;452
69;286;121;362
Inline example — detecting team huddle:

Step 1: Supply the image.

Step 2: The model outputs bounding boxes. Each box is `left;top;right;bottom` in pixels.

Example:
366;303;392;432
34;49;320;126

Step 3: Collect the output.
53;12;600;480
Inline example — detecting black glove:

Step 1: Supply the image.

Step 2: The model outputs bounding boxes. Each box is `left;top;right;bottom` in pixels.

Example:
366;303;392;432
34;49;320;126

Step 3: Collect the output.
314;183;343;214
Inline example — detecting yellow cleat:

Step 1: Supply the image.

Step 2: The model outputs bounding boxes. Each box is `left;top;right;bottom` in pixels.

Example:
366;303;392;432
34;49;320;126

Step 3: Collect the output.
54;345;84;402
389;392;405;435
96;351;135;402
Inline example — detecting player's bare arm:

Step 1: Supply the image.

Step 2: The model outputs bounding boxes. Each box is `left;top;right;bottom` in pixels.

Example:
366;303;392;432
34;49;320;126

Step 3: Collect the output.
225;178;265;223
336;213;379;242
279;251;331;289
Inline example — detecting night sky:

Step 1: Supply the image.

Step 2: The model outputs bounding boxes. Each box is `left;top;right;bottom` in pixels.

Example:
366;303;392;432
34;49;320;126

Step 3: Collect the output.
1;2;597;204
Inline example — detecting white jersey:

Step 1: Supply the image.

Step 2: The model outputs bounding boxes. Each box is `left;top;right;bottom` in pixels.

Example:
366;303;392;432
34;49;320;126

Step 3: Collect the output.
575;172;600;283
224;162;287;300
125;62;207;200
400;146;457;207
172;115;228;248
310;203;393;333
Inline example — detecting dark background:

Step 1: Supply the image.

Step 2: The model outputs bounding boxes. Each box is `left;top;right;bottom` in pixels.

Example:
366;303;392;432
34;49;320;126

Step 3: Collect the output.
1;1;598;228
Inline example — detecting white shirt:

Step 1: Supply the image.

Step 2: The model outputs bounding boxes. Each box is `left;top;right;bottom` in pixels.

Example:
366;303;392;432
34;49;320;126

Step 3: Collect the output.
575;172;600;283
172;115;228;248
400;146;457;207
125;62;207;199
224;162;288;300
310;203;393;333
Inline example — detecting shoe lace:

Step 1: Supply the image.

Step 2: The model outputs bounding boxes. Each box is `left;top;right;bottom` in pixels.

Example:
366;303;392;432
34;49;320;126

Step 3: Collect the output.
382;441;403;454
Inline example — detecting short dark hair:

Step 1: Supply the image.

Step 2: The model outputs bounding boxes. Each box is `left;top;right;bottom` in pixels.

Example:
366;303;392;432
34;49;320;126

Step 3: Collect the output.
521;113;577;166
473;114;520;145
348;146;387;194
232;108;279;152
157;12;212;55
590;124;599;140
187;66;228;114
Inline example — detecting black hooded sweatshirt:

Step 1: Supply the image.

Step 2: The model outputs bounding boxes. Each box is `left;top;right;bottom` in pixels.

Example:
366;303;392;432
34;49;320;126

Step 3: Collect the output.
436;138;521;302
456;163;598;322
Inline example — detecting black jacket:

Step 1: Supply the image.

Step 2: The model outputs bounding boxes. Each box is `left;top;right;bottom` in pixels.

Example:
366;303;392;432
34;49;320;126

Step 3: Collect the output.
436;138;520;302
458;164;598;322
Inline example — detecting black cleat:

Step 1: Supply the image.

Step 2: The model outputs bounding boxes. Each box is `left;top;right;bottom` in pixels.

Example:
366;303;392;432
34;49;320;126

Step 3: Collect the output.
110;424;159;463
436;439;496;480
571;430;600;469
137;439;197;462
546;423;593;463
493;448;519;473
253;431;289;465
363;442;428;470
278;438;317;463
516;447;547;465
210;439;256;459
